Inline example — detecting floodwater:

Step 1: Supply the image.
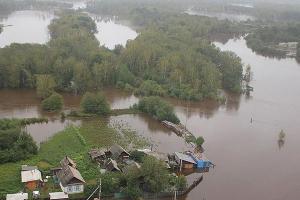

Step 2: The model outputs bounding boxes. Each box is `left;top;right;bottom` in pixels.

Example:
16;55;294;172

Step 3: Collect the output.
1;36;300;199
0;8;138;50
92;15;138;49
0;88;138;143
0;10;55;47
185;8;255;22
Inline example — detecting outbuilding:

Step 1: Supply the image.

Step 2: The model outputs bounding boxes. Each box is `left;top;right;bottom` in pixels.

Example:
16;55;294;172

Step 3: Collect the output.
174;152;196;169
6;193;28;200
21;168;42;190
49;192;69;200
107;144;130;160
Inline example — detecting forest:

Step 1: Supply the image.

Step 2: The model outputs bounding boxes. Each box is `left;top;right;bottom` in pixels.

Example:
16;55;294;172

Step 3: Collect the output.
0;8;244;101
245;23;300;58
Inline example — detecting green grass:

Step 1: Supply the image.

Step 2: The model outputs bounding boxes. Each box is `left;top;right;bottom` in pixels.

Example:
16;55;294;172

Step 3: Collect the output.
0;118;149;198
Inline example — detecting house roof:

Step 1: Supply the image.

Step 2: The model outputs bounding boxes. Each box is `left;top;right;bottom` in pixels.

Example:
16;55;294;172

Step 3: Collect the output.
21;165;38;171
88;148;106;160
57;165;85;187
49;192;68;200
122;161;141;174
21;169;42;183
60;156;77;169
109;144;130;159
105;158;120;171
174;152;196;164
6;193;28;200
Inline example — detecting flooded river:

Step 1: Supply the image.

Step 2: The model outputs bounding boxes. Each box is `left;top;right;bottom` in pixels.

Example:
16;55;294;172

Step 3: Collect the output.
2;37;300;200
0;10;300;198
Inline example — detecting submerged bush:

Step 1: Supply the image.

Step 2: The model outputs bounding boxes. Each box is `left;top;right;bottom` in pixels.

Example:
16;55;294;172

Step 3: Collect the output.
134;96;179;124
41;92;64;111
80;92;110;115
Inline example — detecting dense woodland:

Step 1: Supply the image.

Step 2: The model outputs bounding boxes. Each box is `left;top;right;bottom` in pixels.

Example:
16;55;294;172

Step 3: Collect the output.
0;7;244;101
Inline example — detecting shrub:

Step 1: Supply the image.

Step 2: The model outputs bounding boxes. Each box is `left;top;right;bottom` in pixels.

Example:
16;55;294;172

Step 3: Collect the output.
80;92;110;115
135;80;166;97
134;96;180;124
41;93;64;111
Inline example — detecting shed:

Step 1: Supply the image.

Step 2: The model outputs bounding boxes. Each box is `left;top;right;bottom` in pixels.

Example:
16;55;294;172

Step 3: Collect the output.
21;169;42;190
88;148;106;161
6;193;28;200
105;158;121;172
108;144;130;160
174;152;196;169
190;152;212;169
49;192;69;200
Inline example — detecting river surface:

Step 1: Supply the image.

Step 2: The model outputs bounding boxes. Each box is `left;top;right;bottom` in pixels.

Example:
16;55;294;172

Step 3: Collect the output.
1;37;300;199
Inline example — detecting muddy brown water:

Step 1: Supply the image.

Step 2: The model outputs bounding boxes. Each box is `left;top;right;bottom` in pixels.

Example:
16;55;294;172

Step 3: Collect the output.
1;37;300;199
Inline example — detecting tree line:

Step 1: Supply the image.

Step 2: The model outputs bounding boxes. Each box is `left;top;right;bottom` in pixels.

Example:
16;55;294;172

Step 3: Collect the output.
0;8;244;101
245;23;300;58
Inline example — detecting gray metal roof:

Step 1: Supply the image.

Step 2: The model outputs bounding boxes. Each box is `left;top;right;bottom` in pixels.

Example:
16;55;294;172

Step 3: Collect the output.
21;165;37;171
6;193;28;200
174;152;196;164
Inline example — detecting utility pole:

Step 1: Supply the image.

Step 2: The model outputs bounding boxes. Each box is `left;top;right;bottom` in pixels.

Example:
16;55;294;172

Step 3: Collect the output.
98;178;101;200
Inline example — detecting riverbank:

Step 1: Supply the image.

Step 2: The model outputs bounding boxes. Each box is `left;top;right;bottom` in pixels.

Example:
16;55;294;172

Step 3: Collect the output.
0;118;149;198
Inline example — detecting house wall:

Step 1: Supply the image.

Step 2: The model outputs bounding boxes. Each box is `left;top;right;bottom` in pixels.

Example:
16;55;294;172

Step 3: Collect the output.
26;181;38;190
60;183;84;194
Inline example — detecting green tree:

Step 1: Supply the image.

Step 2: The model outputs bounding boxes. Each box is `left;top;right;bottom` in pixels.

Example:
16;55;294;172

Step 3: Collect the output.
36;74;56;99
195;136;205;148
41;93;64;111
80;92;111;115
135;96;179;124
140;156;170;193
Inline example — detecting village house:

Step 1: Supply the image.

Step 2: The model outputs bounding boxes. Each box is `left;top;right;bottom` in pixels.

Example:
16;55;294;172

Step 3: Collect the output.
122;160;141;174
105;158;121;172
21;165;42;190
49;192;69;200
174;152;196;169
6;193;28;200
56;157;85;194
107;144;130;160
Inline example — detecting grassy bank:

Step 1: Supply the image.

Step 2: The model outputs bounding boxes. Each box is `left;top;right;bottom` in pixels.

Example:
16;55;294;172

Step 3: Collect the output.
0;118;149;198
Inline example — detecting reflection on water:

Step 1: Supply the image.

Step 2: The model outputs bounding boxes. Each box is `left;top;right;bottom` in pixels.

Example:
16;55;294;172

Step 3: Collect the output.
0;10;55;47
91;15;138;49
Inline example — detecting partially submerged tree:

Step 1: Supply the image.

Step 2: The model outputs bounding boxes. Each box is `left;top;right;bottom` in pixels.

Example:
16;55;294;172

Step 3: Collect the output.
80;92;111;115
36;74;56;99
41;93;64;112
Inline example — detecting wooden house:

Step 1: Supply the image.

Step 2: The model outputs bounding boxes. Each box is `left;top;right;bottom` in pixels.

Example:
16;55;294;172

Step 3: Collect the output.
107;144;130;160
174;152;196;169
56;157;85;194
21;167;42;190
105;158;121;172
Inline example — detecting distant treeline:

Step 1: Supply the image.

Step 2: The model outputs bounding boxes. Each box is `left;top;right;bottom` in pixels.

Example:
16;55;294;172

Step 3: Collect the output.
245;23;300;58
0;0;72;15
